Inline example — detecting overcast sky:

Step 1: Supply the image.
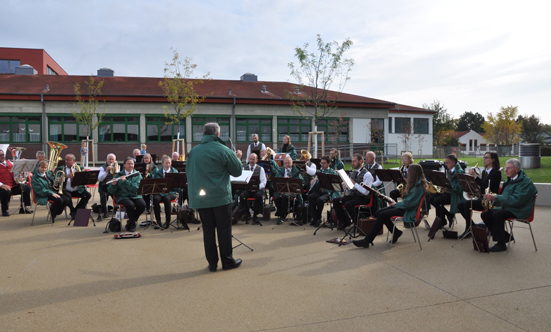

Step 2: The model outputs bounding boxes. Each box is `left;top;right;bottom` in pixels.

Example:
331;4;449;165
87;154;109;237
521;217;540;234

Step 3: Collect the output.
3;0;550;123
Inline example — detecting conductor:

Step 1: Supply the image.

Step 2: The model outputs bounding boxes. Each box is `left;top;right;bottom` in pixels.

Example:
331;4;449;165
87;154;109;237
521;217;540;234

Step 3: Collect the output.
187;122;244;272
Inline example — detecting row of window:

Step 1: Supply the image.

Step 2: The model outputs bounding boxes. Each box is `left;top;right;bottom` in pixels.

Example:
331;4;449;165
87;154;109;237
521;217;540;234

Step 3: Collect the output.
0;60;21;74
389;117;429;134
0;115;357;144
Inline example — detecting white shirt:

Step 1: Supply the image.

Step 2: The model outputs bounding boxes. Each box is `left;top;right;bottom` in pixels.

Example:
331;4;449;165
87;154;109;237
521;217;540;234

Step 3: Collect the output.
486;167;493;175
249;164;267;190
163;168;171;177
306;162;317;176
65;166;74;190
353;170;374;195
365;162;382;187
98;164;110;182
246;142;266;160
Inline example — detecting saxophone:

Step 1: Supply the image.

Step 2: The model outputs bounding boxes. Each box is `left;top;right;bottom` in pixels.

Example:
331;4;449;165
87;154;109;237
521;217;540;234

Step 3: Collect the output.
482;180;497;210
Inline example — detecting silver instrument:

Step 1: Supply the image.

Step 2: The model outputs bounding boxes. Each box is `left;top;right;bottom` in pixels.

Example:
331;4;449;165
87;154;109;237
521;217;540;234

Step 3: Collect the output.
106;171;139;184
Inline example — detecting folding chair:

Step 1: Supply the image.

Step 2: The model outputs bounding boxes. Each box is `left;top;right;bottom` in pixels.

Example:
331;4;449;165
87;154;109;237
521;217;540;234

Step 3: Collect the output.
505;194;538;252
387;194;427;250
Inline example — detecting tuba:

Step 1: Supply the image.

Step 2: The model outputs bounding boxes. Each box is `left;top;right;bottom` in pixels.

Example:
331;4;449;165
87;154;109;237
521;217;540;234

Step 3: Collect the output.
262;147;276;160
47;141;68;194
299;149;312;161
9;147;28;184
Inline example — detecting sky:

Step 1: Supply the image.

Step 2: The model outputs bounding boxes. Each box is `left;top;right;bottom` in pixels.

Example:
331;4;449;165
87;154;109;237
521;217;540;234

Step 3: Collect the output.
3;0;551;123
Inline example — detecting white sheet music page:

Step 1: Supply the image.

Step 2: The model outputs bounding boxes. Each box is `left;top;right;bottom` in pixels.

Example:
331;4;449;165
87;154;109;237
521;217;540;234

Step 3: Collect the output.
230;170;253;184
337;169;354;190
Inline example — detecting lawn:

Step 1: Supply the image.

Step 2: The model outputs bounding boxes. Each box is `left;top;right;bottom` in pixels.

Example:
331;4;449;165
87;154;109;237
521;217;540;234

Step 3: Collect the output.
345;156;551;183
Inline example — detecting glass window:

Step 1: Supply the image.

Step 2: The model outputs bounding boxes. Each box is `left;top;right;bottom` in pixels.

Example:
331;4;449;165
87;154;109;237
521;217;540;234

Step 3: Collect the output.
370;119;384;143
317;117;350;144
235;118;272;142
277;118;313;143
99;116;139;142
146;117;185;142
389;117;393;133
0;60;20;74
395;117;411;134
0;115;42;143
191;117;230;142
414;118;429;134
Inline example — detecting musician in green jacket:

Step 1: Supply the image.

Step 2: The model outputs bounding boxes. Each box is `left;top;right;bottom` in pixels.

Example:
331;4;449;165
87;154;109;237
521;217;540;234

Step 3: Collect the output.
56;154;90;220
329;148;345;171
307;156;341;227
428;154;465;228
31;161;70;223
151;155;180;229
272;156;304;225
353;164;429;248
108;157;145;232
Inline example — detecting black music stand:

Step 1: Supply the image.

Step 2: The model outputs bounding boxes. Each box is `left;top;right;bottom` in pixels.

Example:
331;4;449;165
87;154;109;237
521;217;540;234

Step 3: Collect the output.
171;161;186;173
452;174;482;247
138;178;173;231
313;173;344;235
68;170;100;226
165;173;189;230
424;170;452;190
310;158;321;170
272;177;303;226
231;175;262;225
134;163;147;177
293;161;306;176
257;160;273;180
375;169;405;184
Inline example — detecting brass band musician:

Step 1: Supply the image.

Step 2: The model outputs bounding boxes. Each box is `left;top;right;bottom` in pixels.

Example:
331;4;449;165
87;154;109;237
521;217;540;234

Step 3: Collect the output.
141;153;158;213
97;153;117;221
0;149;32;216
273;156;304;225
456;152;501;239
307;156;340;227
364;151;384;212
57;154;91;220
240;153;267;225
278;135;297;160
428;154;465;228
389;152;413;203
152;155;180;229
108;157;145;232
329;148;345;171
31;160;69;223
33;150;46;175
246;134;266;160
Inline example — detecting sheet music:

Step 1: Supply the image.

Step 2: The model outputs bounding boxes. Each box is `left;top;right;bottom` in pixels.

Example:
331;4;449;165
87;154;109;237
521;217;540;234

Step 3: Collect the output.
337;169;354;190
230;170;253;184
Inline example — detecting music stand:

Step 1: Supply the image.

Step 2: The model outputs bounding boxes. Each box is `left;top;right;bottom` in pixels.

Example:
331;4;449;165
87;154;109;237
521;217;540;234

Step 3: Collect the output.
424;170;452;190
313;173;344;235
165;173;189;230
137;178;173;231
272;177;303;226
310;158;322;170
293;161;306;176
375;169;405;184
134;163;147;177
171;161;186;173
452;174;482;247
12;160;36;213
257;160;273;180
231;175;261;225
68;170;100;226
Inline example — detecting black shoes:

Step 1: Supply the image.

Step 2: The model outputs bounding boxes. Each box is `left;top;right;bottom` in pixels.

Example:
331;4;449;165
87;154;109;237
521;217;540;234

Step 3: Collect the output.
353;239;373;248
97;214;103;221
2;211;9;217
312;219;321;227
222;258;242;271
125;221;136;232
19;207;33;214
337;220;351;231
208;264;217;272
277;218;284;225
391;229;403;244
489;243;507;252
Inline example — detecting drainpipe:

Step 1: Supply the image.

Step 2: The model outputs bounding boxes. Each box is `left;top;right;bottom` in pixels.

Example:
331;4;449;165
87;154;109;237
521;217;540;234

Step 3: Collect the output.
40;93;47;152
232;96;236;145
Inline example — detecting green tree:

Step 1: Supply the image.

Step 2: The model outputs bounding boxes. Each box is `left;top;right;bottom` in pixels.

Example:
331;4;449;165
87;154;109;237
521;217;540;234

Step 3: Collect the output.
288;34;354;156
423;100;454;145
518;114;546;143
482;106;521;145
72;76;106;154
159;48;209;146
456;111;485;132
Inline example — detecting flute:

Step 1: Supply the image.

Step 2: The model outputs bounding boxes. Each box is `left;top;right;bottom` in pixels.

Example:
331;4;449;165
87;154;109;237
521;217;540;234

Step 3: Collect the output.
106;171;139;184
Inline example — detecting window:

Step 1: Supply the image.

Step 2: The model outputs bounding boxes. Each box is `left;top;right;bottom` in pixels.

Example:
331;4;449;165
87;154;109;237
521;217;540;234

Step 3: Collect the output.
49;116;92;142
370;119;384;143
318;118;349;143
277;118;311;142
192;117;229;142
0;60;20;74
236;118;271;142
47;65;58;75
146;116;185;142
0;115;41;143
389;117;393;133
413;118;429;134
395;117;411;134
98;116;139;142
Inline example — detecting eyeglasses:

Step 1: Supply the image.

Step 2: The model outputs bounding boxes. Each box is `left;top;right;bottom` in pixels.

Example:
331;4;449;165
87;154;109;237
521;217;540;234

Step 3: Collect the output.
483;157;490;159
504;167;515;170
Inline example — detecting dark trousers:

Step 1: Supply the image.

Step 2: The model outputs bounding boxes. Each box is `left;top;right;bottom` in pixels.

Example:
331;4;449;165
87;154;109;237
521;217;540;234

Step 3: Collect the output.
457;199;484;230
274;192;295;219
153;193;176;224
99;186;112;216
63;189;91;215
0;184;31;212
333;195;371;224
198;203;234;267
47;194;70;217
118;198;146;223
429;193;451;220
481;209;516;243
364;206;405;242
241;190;263;216
308;191;329;220
143;195;151;211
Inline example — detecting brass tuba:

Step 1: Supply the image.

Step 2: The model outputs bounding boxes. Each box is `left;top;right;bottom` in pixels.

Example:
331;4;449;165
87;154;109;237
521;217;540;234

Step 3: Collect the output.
262;147;276;160
47;142;68;194
299;149;312;161
9;147;28;184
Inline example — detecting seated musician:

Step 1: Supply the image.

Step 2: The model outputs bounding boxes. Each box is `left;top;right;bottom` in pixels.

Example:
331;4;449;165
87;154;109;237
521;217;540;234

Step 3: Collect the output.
456;152;501;239
329;148;344;171
152;155;180;229
333;153;374;230
300;150;316;194
240;153;267;225
260;148;280;204
56;154;91;220
481;159;537;252
390;152;413;203
428;154;465;228
278;135;297;160
33;150;46;174
31;161;70;223
246;134;266;160
97;153;117;221
307;156;340;227
132;149;141;162
364;151;384;212
0;149;32;216
273;156;304;225
108;157;145;232
141;153;158;213
353;164;429;248
172;151;180;161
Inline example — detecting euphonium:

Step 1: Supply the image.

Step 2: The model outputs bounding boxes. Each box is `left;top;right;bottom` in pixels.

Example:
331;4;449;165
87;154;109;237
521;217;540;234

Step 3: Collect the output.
262;147;276;160
47;141;68;194
110;162;119;175
482;180;497;210
397;183;405;197
299;149;312;161
9;147;28;184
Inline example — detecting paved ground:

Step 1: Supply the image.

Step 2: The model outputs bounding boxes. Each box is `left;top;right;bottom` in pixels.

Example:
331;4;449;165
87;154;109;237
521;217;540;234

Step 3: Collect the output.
1;195;550;332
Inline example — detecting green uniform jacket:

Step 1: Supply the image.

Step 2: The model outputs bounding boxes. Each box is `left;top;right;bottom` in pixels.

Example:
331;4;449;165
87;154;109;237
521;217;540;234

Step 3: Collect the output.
448;163;465;214
107;170;143;203
187;135;243;209
273;165;304;204
269;159;280;173
279;144;297;160
55;164;86;194
311;167;341;200
330;157;345;171
145;163;158;179
31;171;55;205
494;169;537;219
152;166;180;197
395;180;427;224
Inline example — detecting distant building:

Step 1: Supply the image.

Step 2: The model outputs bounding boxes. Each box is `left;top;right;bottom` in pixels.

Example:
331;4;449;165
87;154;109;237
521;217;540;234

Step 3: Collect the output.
0;47;67;75
457;130;491;155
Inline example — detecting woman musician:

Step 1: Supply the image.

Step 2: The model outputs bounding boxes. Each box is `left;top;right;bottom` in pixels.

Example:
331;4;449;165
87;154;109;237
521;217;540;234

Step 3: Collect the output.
31;160;70;223
142;153;157;213
389;152;413;203
353;164;429;248
456;152;501;238
428;154;465;228
279;135;297;160
107;157;145;232
152;155;180;229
